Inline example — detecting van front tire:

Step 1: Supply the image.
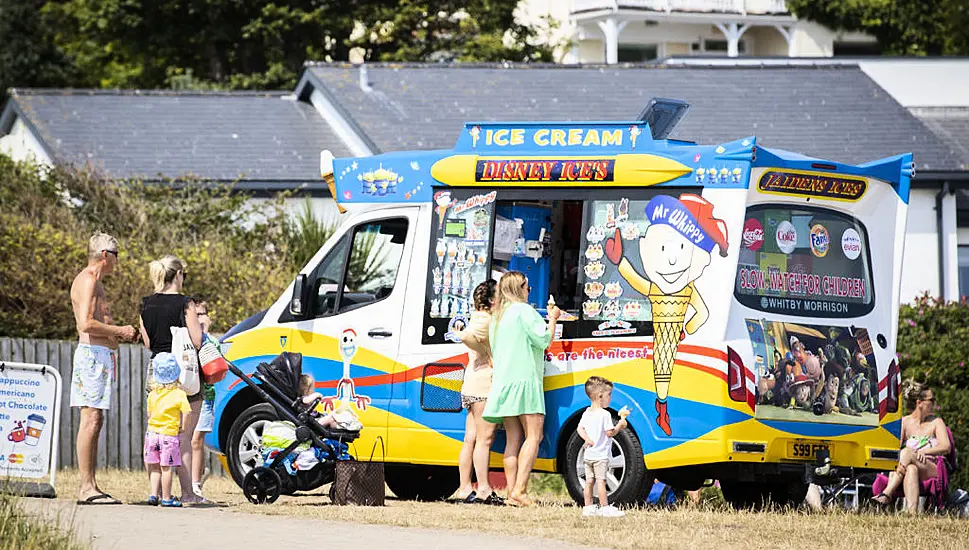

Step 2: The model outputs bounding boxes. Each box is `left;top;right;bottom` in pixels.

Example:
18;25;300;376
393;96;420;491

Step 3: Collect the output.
563;423;648;507
226;403;278;488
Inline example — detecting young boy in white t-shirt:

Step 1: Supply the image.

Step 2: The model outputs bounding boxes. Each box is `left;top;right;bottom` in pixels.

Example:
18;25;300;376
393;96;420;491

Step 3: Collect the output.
577;375;630;517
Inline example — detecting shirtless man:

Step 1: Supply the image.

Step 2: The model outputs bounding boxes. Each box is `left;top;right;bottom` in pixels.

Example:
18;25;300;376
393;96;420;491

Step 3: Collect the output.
70;232;137;504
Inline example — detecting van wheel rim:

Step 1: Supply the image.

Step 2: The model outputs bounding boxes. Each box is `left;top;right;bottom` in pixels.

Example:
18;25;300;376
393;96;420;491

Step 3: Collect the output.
238;420;270;476
576;441;626;495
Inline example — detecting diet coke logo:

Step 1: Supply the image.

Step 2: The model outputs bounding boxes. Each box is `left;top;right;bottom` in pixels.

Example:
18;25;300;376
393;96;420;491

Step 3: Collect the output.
742;219;764;251
776;221;797;254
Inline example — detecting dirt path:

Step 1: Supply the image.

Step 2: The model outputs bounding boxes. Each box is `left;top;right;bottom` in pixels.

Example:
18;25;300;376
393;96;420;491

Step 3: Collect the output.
22;498;600;550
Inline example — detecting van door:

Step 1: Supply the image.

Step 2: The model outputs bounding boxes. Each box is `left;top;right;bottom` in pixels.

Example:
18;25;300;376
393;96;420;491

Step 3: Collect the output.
285;208;418;449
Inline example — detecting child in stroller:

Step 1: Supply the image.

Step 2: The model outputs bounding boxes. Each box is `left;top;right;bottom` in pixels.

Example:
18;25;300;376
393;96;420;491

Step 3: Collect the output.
228;351;362;504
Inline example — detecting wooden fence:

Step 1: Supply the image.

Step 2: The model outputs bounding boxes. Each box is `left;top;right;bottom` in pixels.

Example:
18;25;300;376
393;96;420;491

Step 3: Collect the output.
0;337;224;475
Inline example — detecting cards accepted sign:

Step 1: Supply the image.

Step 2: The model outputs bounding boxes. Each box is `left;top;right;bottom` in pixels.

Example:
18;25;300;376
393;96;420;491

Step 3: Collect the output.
0;362;63;497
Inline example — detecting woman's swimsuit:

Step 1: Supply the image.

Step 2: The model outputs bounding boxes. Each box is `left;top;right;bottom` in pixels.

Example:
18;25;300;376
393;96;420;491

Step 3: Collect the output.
905;434;937;451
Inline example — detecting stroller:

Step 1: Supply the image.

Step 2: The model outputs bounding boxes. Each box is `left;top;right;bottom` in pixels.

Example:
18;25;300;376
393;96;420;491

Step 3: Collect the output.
228;352;361;504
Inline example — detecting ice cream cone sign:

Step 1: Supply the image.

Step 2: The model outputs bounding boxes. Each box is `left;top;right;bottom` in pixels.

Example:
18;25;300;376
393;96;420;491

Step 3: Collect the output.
320;150;346;214
434;191;454;230
604;193;729;436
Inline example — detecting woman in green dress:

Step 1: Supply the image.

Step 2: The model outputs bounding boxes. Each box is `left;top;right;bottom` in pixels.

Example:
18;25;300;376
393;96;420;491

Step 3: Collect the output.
483;271;561;506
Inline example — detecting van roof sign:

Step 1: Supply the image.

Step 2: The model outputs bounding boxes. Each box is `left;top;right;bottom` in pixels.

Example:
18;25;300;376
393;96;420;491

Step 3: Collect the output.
329;121;760;205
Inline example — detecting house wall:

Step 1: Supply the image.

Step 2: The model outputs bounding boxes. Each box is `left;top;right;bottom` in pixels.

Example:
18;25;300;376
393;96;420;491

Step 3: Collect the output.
0;116;52;165
900;188;943;302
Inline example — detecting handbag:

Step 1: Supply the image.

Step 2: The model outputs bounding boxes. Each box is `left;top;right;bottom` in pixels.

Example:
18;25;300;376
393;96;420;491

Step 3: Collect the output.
332;437;385;506
171;326;201;395
198;336;228;384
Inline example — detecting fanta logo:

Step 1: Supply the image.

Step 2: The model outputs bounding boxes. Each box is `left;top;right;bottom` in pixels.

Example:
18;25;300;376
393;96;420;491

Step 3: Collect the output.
742;219;764;251
810;224;830;258
776;221;797;254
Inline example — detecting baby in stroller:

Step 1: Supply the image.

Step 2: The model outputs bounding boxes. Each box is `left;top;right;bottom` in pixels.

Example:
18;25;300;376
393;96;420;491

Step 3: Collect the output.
230;352;362;504
299;374;363;432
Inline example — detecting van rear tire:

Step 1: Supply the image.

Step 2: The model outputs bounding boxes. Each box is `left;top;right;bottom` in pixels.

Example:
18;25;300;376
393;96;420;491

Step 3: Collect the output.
563;422;647;507
385;465;460;501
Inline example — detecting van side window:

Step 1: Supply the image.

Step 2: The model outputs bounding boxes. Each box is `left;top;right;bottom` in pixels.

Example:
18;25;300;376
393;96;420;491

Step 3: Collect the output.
339;218;409;313
310;234;351;318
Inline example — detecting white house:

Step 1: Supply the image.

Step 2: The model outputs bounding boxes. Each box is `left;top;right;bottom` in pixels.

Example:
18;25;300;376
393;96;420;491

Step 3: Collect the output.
520;0;879;63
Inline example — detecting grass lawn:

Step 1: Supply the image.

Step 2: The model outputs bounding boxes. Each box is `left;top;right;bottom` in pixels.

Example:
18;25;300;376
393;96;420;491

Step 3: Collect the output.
0;490;86;550
53;469;969;549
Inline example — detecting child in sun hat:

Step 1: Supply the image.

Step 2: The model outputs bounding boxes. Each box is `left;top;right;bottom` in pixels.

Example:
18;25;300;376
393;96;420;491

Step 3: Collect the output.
144;352;192;507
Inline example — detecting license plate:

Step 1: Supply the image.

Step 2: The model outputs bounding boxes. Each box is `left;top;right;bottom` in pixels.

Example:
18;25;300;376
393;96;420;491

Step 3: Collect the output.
787;441;830;461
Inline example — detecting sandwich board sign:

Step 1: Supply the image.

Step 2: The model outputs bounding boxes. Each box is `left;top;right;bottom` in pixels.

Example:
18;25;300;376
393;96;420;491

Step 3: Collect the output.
0;362;62;498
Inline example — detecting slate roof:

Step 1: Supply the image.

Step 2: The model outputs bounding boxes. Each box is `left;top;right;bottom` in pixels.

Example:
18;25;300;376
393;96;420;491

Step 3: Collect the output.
304;63;966;174
0;90;351;187
912;107;969;173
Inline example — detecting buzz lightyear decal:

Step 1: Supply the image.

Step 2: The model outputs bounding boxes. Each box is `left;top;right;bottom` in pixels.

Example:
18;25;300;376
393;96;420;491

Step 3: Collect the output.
604;194;729;436
320;329;372;411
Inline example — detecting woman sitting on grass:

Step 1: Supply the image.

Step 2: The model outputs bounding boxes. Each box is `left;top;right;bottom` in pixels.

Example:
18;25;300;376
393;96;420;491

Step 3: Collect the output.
871;380;951;512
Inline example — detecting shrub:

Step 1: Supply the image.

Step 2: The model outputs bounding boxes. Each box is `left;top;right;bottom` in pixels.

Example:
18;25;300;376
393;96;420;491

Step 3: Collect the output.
0;154;296;337
897;293;969;489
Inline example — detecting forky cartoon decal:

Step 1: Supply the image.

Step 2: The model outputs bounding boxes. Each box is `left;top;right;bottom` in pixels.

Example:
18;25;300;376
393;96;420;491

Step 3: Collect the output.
604;194;729;436
319;329;372;411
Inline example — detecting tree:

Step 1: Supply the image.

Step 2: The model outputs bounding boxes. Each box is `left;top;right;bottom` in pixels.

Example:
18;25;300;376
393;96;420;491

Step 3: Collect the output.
42;0;363;90
41;1;558;91
351;1;559;62
0;0;80;98
787;0;969;55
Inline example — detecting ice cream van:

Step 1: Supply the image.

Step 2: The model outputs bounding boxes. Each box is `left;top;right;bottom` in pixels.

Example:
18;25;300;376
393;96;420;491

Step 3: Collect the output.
209;107;911;507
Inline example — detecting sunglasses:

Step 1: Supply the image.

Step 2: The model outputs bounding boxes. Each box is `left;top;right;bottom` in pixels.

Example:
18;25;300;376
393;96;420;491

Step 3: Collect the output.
521;281;531;293
921;397;936;403
181;270;188;283
103;249;118;258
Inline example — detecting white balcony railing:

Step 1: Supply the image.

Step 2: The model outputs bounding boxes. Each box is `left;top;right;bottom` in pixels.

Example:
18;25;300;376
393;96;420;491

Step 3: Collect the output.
571;0;788;15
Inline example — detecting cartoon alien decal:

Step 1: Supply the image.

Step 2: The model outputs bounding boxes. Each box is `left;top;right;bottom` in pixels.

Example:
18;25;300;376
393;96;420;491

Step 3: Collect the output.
320;328;372;411
604;194;729;436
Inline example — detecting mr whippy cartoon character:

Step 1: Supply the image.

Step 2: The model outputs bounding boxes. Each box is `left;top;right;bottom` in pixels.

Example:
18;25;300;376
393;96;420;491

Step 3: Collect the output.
320;329;372;411
605;194;729;436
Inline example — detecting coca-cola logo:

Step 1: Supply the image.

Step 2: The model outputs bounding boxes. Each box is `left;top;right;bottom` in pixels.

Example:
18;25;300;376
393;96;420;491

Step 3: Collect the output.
776;221;797;254
742;218;764;251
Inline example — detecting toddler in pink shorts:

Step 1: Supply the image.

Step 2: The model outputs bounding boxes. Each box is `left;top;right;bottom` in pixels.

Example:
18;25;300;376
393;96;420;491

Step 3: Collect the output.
144;352;192;507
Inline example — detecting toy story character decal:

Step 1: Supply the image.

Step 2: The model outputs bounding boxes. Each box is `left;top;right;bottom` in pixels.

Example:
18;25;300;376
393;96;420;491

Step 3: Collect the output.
320;329;372;412
604;193;730;436
745;320;879;425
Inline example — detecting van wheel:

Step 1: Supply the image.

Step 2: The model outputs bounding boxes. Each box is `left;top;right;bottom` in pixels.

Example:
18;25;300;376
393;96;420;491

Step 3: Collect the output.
226;404;277;488
385;465;460;501
563;423;647;507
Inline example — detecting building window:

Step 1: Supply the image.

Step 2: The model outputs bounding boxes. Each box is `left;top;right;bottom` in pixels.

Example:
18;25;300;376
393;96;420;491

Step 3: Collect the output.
958;246;969;299
618;44;658;62
691;40;747;55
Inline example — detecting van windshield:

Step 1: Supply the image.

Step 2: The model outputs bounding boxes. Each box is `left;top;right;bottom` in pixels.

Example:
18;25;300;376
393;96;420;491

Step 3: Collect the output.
734;205;874;318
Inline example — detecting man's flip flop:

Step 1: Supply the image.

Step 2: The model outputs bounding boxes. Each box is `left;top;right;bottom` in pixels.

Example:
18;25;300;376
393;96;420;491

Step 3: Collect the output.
76;493;122;505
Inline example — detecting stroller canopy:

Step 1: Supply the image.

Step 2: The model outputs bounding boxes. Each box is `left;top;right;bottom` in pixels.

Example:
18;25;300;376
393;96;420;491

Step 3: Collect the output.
256;352;303;402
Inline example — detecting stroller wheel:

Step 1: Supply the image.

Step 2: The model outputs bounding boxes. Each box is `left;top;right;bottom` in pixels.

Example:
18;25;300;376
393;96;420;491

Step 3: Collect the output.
243;467;282;505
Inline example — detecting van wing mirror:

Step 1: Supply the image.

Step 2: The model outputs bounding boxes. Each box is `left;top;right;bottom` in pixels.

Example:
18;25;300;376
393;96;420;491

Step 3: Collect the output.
290;274;310;318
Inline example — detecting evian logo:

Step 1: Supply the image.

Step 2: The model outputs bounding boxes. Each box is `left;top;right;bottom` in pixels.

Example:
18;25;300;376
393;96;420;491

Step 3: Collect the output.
776;221;797;254
742;218;764;251
842;228;862;260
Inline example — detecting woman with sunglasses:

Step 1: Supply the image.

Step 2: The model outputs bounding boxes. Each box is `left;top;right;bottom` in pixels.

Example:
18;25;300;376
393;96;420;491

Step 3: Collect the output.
482;271;561;506
871;380;951;512
139;254;205;504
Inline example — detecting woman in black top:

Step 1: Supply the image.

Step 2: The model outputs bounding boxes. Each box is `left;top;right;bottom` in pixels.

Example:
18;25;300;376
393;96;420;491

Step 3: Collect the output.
139;254;204;503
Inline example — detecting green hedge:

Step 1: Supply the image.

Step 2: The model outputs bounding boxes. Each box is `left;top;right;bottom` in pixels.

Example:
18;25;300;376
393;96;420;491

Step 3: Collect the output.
0;154;303;338
897;294;969;490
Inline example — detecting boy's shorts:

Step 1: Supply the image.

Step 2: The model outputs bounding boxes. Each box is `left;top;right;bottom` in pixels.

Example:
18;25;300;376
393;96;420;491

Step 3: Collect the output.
144;432;182;467
70;344;116;410
195;399;215;433
584;458;609;482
